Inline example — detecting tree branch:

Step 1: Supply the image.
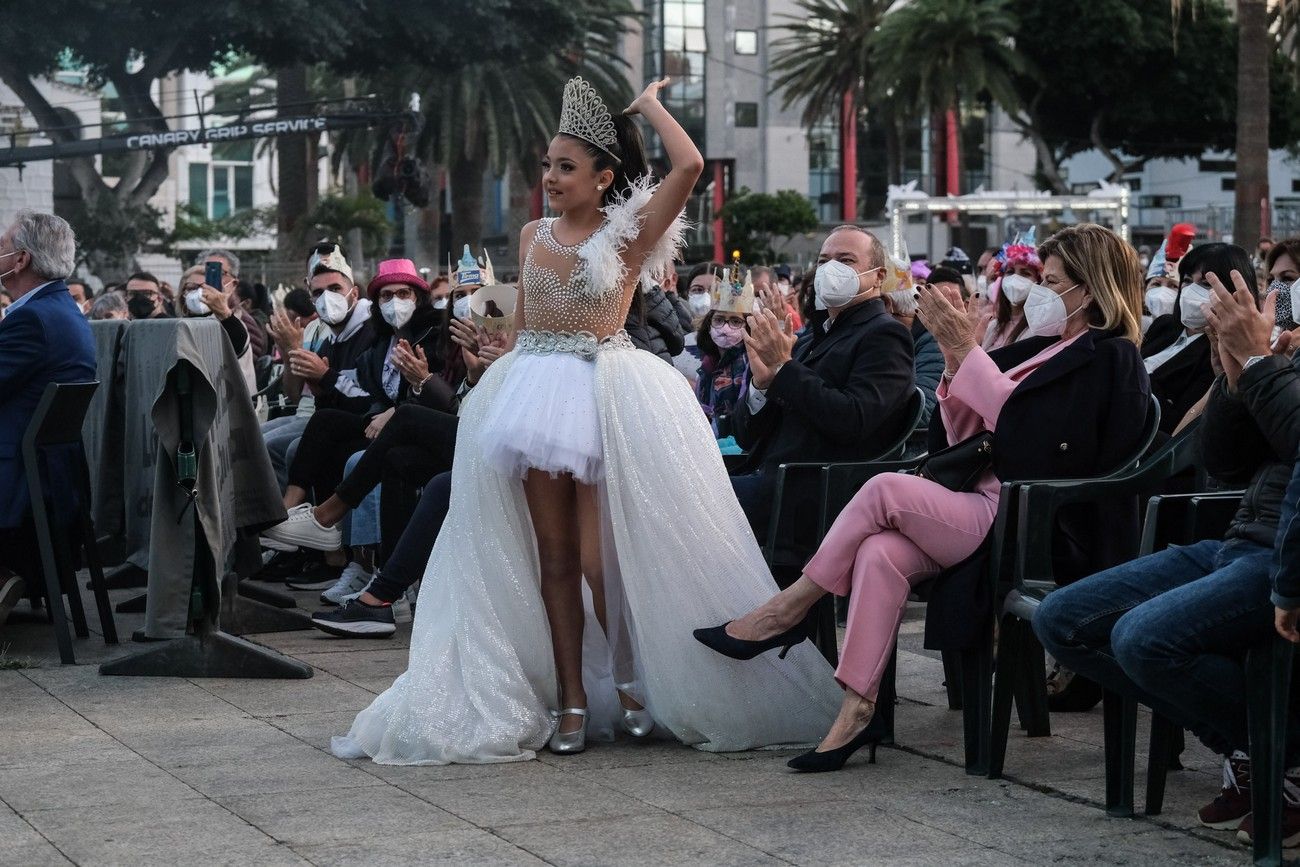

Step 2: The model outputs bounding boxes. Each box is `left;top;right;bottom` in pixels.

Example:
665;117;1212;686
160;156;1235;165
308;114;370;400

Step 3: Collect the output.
1089;113;1128;184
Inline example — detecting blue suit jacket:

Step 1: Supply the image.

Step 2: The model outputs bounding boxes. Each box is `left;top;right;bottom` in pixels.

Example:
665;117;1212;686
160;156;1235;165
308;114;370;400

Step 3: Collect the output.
0;280;96;528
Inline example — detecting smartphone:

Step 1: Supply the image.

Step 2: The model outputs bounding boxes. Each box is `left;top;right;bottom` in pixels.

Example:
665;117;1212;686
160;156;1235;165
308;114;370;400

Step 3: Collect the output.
205;261;223;290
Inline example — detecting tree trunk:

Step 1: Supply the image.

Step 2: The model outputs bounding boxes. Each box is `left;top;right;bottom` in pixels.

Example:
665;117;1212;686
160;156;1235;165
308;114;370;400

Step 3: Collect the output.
276;64;312;263
449;152;487;250
1234;0;1270;249
883;104;902;187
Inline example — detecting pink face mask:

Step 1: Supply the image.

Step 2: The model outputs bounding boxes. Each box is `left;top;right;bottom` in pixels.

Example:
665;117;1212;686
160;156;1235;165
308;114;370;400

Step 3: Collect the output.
710;321;745;349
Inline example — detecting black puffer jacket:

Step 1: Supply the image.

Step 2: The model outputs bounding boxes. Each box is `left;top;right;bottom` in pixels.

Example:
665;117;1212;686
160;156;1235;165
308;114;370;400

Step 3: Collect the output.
625;284;686;362
1199;354;1300;545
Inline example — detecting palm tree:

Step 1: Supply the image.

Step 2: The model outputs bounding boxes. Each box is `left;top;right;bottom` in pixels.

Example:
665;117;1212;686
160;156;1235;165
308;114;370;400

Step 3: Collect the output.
403;0;634;247
770;0;893;209
869;0;1024;198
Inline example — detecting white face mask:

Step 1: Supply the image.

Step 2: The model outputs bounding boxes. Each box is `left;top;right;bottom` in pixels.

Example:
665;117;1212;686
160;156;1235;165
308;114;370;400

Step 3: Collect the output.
1023;282;1082;337
1290;279;1300;328
184;288;211;316
381;297;416;329
1145;285;1177;319
1179;283;1211;330
814;260;880;310
452;295;471;320
1000;273;1034;305
315;288;353;325
689;293;712;317
433;297;448;310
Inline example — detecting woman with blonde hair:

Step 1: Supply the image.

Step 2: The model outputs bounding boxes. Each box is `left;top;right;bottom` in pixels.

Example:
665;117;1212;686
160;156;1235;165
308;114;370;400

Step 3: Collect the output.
696;222;1152;772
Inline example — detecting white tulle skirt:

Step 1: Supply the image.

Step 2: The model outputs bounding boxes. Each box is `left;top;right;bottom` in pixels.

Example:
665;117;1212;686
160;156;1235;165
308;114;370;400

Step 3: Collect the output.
480;352;603;485
331;340;841;765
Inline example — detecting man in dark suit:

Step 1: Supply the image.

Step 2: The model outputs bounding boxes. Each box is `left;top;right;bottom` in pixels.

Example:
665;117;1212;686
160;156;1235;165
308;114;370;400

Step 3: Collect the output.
730;225;915;544
0;211;94;624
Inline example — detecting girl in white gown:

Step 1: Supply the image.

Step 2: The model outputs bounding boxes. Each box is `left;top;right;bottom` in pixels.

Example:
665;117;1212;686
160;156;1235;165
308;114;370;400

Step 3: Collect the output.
332;77;840;765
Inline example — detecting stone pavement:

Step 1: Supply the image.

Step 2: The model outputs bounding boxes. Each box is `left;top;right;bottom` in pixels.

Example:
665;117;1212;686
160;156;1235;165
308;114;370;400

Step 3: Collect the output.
0;588;1255;866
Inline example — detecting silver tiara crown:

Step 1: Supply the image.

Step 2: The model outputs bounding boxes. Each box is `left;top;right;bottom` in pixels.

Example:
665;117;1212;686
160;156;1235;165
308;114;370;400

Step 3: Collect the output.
559;76;619;158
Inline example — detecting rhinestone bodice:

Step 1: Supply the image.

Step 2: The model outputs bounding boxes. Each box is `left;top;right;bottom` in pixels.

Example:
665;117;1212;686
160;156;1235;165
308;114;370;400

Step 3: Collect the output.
521;219;627;339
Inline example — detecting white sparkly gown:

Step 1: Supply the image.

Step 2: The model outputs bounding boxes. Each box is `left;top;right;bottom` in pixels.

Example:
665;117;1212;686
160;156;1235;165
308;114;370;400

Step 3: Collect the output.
333;180;840;765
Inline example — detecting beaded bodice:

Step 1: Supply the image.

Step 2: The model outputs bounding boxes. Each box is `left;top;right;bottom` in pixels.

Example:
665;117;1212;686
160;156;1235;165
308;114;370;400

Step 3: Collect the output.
521;218;627;339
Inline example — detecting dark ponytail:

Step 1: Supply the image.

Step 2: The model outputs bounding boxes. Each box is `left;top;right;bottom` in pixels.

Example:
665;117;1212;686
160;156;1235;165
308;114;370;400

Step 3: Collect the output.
562;113;652;206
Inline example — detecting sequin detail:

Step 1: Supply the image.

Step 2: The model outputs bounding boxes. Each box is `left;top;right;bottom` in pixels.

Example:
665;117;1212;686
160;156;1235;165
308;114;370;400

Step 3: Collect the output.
522;220;626;337
515;328;635;360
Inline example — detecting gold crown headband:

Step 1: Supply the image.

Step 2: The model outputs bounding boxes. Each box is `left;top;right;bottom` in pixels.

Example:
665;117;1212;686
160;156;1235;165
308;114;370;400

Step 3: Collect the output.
559;77;620;163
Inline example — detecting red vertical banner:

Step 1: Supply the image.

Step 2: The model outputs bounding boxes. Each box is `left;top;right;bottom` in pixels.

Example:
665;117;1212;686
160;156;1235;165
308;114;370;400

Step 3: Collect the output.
530;181;543;221
713;161;726;263
841;90;857;223
945;108;960;225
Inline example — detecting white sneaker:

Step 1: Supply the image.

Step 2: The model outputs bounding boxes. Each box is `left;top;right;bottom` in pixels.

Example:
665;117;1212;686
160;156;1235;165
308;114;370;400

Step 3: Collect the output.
391;582;418;625
262;503;343;552
320;563;373;606
0;574;25;624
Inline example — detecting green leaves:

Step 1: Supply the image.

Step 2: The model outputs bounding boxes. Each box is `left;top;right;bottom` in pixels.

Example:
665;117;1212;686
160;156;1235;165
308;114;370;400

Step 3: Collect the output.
721;188;819;263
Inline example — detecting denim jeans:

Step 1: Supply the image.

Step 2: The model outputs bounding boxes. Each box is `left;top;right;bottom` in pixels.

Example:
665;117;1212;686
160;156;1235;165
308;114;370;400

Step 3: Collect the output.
340;450;380;548
1034;539;1280;758
261;415;308;491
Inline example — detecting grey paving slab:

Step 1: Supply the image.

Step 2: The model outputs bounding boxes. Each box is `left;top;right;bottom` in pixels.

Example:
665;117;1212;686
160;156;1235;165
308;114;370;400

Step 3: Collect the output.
257;709;365;750
0;754;203;811
188;669;380;715
216;784;474;845
292;828;546;866
682;800;972;864
154;737;385;799
534;736;728;770
292;647;414;682
404;761;653;828
492;811;789;866
984;827;1241;865
22;799;310;867
0;801;74;866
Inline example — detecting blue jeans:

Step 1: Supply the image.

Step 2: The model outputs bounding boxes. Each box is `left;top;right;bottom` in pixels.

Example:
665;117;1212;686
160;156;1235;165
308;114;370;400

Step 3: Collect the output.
1034;539;1276;758
261;415;308;491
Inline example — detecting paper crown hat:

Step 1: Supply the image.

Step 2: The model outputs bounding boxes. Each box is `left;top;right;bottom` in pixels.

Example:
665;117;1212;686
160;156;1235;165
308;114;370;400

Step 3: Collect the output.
1146;240;1173;280
307;243;353;284
711;264;755;315
469;283;517;334
1147;223;1196;280
450;244;496;290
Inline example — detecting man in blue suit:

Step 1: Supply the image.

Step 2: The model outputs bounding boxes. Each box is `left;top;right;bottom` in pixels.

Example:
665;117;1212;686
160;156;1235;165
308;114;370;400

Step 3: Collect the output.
0;211;94;624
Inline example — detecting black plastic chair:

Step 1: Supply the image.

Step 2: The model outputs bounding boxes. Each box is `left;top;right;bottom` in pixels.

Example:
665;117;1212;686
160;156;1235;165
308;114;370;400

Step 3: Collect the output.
1246;633;1296;866
984;394;1165;779
762;387;926;662
21;381;118;664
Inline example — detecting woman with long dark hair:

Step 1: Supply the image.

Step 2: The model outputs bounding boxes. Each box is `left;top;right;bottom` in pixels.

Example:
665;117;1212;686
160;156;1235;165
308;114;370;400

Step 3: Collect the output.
334;77;838;766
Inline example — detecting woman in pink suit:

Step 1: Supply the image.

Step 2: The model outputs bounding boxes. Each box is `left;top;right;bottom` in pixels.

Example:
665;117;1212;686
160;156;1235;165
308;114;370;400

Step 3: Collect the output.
695;223;1153;772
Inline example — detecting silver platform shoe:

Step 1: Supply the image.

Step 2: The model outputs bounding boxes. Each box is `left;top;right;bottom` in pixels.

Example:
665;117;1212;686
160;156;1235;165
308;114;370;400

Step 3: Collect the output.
548;707;589;754
616;683;655;738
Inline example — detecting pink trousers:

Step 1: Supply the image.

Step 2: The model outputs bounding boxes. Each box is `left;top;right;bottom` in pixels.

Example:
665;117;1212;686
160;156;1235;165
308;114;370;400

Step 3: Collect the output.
802;472;998;700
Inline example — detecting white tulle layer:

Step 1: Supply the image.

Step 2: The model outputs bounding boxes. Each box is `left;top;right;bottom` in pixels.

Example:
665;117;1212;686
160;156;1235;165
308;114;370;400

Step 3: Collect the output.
480;351;603;485
332;345;841;766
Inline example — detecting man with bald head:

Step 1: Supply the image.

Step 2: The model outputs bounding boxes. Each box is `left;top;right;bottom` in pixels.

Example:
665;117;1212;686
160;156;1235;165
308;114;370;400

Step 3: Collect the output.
729;225;915;546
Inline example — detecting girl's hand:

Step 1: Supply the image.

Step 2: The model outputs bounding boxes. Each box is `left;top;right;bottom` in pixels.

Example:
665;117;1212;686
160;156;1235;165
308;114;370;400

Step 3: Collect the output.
624;78;670;116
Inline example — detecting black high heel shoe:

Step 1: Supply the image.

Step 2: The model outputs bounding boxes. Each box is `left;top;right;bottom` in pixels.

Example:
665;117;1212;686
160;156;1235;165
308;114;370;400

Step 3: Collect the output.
786;711;886;773
692;619;811;660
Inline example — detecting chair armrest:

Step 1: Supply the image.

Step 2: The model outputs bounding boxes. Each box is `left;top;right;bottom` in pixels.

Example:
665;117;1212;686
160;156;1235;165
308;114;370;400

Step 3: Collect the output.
821;456;927;537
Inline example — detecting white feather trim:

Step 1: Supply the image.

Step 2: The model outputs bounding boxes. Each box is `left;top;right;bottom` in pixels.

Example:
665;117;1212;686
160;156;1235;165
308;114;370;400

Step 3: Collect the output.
575;175;691;299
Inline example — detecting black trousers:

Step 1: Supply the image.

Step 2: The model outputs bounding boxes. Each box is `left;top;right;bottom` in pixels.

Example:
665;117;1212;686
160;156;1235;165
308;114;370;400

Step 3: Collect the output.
367;470;453;602
286;408;370;500
333;404;458;565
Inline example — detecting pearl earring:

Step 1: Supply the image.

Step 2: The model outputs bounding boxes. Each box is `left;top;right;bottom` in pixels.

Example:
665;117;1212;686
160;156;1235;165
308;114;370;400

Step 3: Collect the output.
596;185;603;190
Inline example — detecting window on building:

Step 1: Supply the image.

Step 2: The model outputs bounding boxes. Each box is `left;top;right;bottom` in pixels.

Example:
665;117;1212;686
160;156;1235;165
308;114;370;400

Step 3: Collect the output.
1124;176;1142;192
189;161;255;218
1221;177;1236;192
1291;179;1300;194
734;29;757;55
735;102;758;128
647;0;707;151
808;118;841;223
1200;158;1236;173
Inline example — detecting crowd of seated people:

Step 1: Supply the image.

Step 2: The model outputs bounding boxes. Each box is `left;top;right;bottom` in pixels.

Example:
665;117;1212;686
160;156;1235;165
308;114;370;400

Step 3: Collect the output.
13;210;1300;854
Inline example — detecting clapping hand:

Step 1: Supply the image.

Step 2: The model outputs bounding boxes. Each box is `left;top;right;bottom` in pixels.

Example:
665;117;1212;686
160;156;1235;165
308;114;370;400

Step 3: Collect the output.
391;338;431;387
917;282;976;369
450;317;490;384
288;348;329;382
1205;271;1274;390
743;307;796;389
267;309;304;354
756;284;789;332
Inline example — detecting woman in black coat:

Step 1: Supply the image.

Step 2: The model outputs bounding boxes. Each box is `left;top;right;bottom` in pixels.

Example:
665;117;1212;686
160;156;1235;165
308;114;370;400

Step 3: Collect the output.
1141;243;1254;434
694;224;1152;773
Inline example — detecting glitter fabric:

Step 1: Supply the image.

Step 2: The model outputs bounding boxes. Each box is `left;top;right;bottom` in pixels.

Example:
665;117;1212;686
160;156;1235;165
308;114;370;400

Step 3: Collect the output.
332;182;841;767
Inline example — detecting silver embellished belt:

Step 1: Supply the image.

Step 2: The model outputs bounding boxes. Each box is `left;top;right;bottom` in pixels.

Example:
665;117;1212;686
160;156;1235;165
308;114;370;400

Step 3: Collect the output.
515;329;635;360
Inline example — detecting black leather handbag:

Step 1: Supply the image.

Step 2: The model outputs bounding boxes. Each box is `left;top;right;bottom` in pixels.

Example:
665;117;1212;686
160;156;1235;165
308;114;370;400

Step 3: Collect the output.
917;431;994;493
